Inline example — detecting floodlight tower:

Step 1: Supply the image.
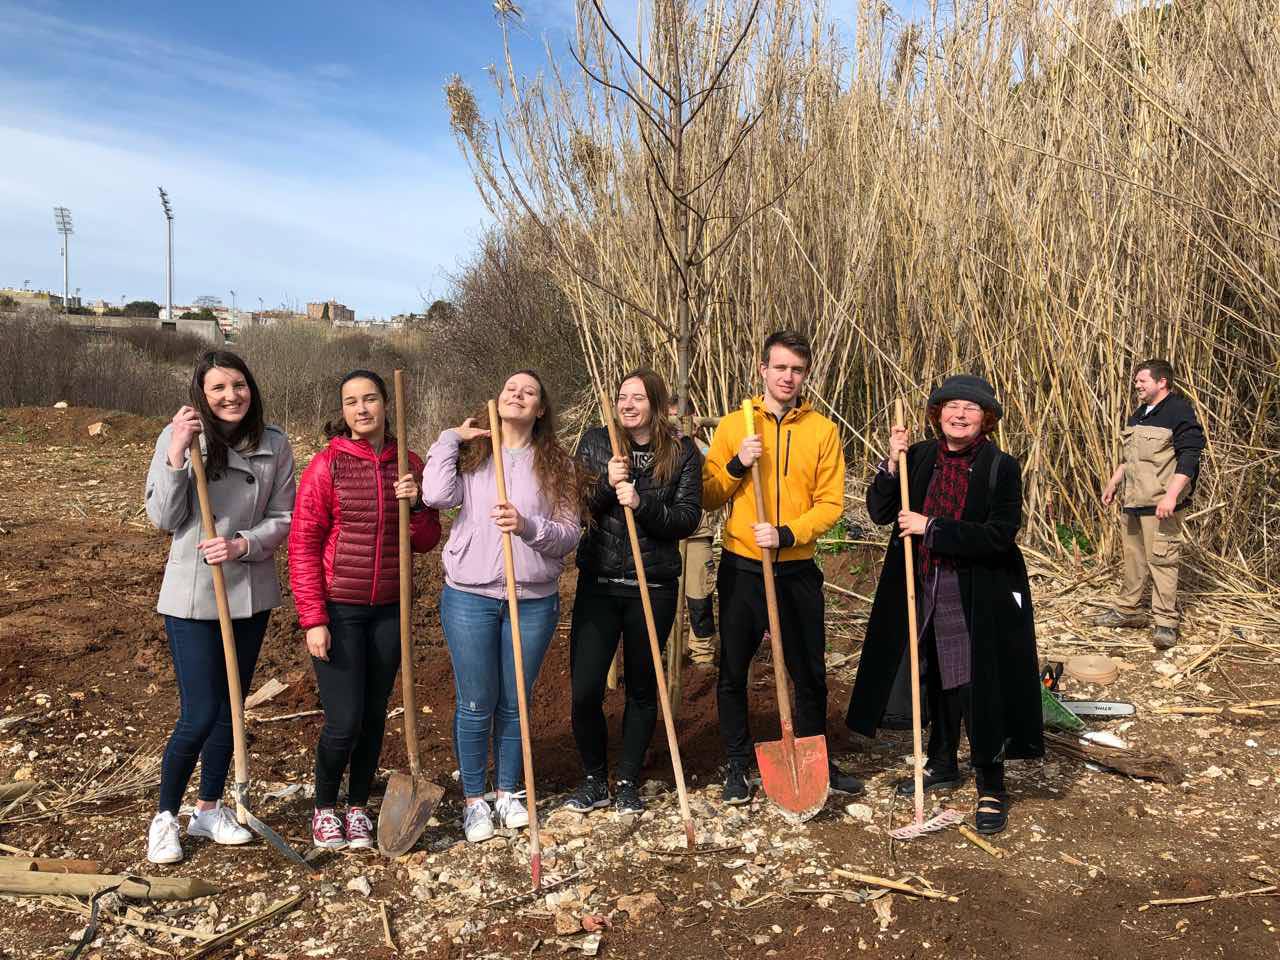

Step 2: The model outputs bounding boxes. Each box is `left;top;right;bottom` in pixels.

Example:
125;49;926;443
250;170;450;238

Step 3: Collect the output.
53;207;73;316
158;187;174;320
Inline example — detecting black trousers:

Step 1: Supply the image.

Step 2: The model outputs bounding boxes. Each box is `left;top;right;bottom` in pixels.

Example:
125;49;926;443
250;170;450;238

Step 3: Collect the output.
311;602;401;808
570;584;677;783
716;559;827;765
923;624;1005;794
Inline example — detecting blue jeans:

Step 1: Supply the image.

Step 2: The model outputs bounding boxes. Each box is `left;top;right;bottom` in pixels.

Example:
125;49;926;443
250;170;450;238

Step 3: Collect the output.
159;612;269;814
439;585;560;797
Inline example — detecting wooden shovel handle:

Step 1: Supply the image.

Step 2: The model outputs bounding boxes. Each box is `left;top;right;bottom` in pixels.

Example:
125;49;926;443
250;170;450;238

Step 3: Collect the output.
393;371;422;777
741;400;795;749
894;398;926;826
188;438;250;824
599;389;695;845
487;400;541;876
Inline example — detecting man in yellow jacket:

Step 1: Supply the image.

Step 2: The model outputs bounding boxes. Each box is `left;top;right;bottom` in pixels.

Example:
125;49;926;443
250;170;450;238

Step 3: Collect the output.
702;330;861;804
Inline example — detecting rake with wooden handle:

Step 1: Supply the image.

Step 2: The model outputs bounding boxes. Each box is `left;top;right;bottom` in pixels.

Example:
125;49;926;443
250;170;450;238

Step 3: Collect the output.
188;438;315;871
486;399;543;889
887;398;963;841
598;389;696;847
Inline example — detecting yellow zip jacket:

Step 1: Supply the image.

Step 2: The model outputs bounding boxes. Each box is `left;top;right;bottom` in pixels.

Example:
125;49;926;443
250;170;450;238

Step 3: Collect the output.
702;396;845;563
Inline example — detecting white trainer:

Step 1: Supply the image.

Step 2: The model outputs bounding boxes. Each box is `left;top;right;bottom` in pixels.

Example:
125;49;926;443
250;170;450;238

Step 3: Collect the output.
187;802;253;845
463;799;495;843
147;811;184;864
495;792;529;829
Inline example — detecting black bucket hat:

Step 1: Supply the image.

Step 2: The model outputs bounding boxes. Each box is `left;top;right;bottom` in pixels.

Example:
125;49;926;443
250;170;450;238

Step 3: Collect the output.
927;375;1003;420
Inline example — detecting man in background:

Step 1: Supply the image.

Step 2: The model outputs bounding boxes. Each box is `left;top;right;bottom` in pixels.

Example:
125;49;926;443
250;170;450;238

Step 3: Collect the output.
1094;359;1205;650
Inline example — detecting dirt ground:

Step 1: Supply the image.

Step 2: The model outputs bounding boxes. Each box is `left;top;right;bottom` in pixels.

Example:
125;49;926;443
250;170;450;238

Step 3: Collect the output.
0;406;1276;960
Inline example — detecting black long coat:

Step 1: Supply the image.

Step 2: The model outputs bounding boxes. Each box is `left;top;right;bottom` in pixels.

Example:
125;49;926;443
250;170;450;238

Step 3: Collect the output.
845;439;1044;766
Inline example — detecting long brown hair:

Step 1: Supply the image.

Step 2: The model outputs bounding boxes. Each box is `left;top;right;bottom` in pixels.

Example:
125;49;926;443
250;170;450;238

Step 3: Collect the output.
458;370;583;514
189;351;265;474
615;368;681;485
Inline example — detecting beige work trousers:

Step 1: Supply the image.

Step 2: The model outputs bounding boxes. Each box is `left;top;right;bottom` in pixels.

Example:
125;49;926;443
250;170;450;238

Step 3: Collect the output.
1117;511;1185;628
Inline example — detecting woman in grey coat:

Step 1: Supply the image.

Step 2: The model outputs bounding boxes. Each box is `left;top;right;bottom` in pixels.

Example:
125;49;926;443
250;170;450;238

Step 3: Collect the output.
143;351;295;864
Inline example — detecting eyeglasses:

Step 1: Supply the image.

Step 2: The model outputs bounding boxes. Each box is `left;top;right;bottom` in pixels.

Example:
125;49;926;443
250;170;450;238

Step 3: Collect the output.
940;402;983;415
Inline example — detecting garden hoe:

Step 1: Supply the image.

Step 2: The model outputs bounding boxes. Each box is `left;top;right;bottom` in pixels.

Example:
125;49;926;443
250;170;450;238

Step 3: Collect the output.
377;370;445;857
741;400;829;822
599;389;696;848
887;398;964;842
188;439;316;871
488;399;544;890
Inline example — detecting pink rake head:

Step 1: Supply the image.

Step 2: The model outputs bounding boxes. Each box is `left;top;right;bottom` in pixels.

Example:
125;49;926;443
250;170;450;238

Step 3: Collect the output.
889;806;965;841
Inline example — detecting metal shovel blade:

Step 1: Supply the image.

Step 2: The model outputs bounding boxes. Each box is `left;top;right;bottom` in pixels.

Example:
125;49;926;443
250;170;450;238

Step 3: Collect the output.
233;783;317;872
754;733;830;822
377;772;444;857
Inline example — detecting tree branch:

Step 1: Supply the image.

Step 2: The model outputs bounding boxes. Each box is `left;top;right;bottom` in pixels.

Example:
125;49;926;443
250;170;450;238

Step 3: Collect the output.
684;0;761;130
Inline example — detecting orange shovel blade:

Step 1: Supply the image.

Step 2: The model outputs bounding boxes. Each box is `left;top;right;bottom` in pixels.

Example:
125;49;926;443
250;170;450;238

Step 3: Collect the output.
755;734;829;822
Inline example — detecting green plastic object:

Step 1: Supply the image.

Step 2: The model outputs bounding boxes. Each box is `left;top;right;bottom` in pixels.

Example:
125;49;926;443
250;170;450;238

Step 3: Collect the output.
1041;684;1086;732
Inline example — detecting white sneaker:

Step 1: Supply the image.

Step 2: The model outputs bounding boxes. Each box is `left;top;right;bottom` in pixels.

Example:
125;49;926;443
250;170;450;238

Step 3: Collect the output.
147;811;184;864
463;799;495;843
187;802;253;845
495;792;529;829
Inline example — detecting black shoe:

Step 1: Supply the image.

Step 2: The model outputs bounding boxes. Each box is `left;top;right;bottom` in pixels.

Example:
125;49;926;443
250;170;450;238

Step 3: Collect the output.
975;793;1009;835
562;775;611;812
828;762;864;796
894;767;964;797
722;763;752;806
614;780;644;815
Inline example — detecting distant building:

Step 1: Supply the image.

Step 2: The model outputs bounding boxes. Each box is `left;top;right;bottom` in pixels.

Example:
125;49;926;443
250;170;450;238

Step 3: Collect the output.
306;300;355;326
391;313;425;327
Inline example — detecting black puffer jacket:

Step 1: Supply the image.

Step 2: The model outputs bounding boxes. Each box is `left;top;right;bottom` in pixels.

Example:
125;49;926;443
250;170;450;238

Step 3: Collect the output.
575;426;703;584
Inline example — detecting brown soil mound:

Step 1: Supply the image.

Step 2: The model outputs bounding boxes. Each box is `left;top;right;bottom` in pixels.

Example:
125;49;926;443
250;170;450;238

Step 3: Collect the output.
0;405;167;447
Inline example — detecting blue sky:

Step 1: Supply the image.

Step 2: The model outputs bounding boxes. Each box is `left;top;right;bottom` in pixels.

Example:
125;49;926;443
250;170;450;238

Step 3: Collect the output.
1;1;926;318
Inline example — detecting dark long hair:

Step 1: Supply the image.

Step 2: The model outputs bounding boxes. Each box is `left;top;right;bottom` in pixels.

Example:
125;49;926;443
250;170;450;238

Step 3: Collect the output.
323;369;396;441
189;351;265;474
615;368;681;485
458;369;583;515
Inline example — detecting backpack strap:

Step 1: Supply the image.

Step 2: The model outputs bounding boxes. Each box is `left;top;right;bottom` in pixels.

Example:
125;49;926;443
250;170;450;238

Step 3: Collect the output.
989;447;1002;496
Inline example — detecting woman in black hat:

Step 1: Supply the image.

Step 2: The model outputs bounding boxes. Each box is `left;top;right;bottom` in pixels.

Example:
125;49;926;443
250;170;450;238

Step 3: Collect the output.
846;376;1043;834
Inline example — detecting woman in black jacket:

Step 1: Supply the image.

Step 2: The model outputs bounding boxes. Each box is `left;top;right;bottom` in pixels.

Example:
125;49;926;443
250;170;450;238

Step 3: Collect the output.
564;368;703;815
846;376;1043;834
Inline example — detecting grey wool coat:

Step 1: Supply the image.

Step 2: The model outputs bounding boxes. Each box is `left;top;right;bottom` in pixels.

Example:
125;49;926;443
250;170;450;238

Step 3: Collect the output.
145;424;296;620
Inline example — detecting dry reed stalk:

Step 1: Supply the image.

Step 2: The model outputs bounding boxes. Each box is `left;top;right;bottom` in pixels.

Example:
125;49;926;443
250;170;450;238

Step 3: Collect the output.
446;0;1280;589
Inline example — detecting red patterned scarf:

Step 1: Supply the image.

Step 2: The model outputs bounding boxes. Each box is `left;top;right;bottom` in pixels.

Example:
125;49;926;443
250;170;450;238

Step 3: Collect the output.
917;437;987;578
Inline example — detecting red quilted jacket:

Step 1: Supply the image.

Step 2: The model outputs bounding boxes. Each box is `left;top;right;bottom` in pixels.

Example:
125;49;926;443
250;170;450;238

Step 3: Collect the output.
289;436;441;629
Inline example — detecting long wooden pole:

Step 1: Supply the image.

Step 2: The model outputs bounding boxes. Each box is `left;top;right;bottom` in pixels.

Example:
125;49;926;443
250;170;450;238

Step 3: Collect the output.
187;439;250;826
0;871;219;900
599;389;696;847
392;371;422;778
894;398;925;826
741;400;799;791
487;400;542;889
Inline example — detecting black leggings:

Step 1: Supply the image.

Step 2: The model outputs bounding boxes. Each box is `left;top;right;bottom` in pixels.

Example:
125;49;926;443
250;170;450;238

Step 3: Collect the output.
570;585;677;783
923;626;1005;794
311;602;401;808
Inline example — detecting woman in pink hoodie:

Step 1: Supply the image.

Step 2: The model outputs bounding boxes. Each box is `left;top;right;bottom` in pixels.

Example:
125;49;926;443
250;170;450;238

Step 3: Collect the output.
421;370;581;843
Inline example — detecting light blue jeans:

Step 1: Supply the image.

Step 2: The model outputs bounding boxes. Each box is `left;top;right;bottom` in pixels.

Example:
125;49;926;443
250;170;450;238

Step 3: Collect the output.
439;585;560;797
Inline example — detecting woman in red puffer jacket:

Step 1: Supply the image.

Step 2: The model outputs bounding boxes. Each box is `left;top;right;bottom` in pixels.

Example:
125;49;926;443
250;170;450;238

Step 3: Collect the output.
289;369;441;850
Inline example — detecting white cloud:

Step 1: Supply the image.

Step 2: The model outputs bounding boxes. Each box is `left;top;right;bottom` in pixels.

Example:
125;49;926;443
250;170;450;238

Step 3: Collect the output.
0;4;491;316
0;117;489;316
